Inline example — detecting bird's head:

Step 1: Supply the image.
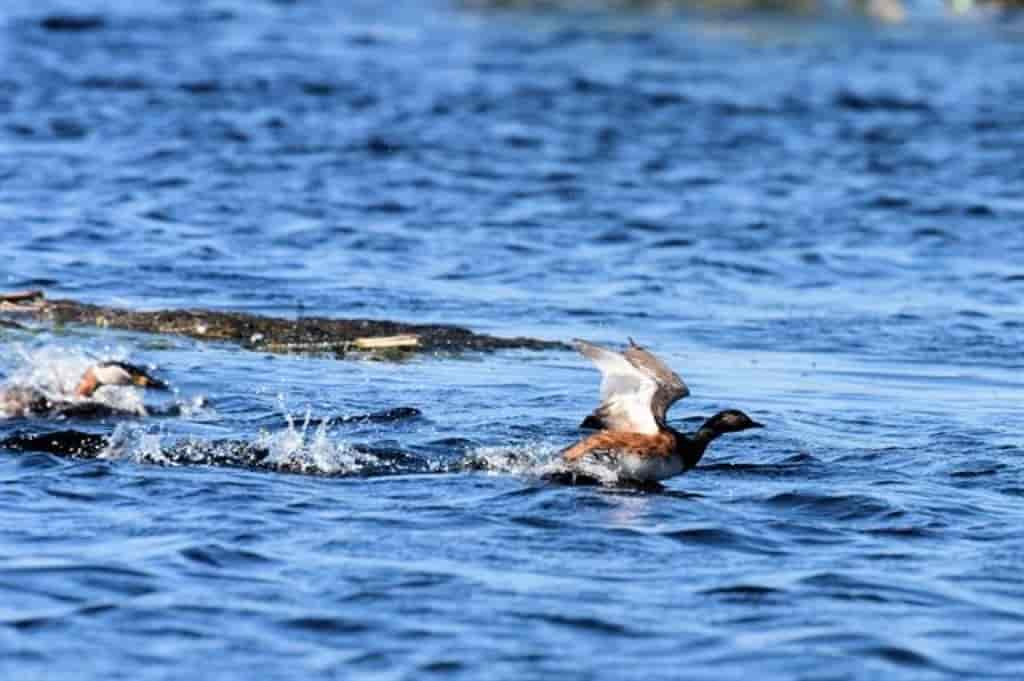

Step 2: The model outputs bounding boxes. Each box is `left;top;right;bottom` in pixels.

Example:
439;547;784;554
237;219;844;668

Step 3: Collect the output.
700;409;763;434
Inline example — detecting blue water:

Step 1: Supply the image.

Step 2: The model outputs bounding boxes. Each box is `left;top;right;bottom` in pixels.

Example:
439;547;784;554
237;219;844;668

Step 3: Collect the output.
3;1;1024;679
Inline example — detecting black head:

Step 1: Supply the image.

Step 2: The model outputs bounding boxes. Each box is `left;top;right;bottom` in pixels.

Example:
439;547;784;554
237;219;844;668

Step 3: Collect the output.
94;361;169;390
701;409;763;434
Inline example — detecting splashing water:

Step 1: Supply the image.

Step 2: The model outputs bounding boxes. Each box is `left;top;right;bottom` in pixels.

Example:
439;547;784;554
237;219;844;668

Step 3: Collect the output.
462;441;573;478
254;409;374;475
0;344;147;416
99;423;164;462
4;3;1024;678
6;344;98;394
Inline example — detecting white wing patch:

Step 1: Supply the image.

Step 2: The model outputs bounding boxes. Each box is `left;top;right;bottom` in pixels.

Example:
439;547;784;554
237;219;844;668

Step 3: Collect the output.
576;340;661;435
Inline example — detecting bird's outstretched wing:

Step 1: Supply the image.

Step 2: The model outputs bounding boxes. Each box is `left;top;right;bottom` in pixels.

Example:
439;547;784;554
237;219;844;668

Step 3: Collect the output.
574;339;689;434
622;339;689;424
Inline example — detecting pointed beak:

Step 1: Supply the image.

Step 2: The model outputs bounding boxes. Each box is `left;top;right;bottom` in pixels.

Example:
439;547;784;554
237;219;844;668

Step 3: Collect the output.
135;374;169;390
748;421;765;429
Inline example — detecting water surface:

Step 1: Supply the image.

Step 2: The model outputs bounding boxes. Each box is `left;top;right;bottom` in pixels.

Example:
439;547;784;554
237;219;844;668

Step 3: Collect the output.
2;1;1023;679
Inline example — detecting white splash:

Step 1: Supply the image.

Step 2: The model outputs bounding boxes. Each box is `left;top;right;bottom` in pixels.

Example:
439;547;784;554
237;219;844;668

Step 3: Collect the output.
559;455;622;485
462;440;632;485
171;394;213;420
98;423;162;461
462;441;569;477
255;408;376;475
1;344;146;416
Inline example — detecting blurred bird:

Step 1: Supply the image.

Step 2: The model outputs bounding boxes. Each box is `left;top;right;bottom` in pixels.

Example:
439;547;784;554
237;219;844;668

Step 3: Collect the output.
1;360;168;418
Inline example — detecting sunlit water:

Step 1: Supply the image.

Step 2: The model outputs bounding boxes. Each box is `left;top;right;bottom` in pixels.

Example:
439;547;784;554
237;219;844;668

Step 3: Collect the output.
2;1;1024;679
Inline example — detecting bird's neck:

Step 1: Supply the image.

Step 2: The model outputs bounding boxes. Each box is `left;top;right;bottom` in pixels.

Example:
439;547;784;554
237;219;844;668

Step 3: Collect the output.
75;369;99;398
672;426;720;470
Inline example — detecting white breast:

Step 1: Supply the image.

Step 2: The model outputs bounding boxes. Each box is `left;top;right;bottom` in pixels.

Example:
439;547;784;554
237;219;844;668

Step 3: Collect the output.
615;453;685;482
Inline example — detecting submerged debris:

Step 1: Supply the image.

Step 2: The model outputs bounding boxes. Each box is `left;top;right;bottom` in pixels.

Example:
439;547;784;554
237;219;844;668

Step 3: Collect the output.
1;290;568;358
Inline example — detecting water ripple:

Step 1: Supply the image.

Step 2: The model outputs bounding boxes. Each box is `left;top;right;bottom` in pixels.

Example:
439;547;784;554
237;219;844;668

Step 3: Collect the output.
2;3;1024;680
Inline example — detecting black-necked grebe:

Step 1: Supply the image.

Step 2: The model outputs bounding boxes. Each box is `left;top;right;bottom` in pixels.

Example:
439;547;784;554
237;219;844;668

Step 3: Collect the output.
562;339;762;482
0;361;168;418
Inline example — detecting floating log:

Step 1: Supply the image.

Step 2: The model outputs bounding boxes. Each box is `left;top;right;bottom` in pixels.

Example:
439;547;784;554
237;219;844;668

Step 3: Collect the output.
353;334;420;350
0;290;44;304
1;291;567;358
0;289;46;313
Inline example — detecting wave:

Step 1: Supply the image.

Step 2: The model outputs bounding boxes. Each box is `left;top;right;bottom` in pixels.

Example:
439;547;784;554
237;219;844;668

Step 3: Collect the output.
0;418;582;483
